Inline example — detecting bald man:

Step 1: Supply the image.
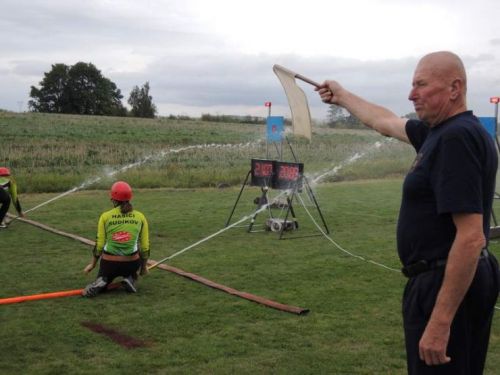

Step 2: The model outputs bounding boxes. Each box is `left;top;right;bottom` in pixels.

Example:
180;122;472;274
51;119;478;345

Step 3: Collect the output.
317;51;499;374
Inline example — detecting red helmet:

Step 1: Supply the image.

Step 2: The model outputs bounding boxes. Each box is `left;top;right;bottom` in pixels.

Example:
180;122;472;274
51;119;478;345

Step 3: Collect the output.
0;167;11;176
110;181;133;202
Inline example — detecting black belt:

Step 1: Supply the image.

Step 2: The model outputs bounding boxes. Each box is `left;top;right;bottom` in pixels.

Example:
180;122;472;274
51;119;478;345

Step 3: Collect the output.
402;248;489;278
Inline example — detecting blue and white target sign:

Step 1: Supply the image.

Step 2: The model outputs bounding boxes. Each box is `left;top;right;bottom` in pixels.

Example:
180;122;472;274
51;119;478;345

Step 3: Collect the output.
266;116;284;143
478;117;497;139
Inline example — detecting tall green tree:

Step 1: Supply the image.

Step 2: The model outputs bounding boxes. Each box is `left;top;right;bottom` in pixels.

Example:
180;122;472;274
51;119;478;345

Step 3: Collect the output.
327;104;346;128
128;82;157;118
344;114;364;129
326;104;364;129
29;62;126;116
28;63;70;113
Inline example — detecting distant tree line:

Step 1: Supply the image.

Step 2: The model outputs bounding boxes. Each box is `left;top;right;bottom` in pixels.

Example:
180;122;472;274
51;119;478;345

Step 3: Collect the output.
201;113;266;125
326;104;417;128
200;114;294;126
326;104;364;129
29;62;157;118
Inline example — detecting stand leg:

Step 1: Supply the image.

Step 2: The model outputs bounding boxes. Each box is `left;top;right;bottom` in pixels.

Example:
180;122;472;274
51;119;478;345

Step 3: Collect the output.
284;139;331;237
248;187;269;232
279;189;299;239
285;137;299;162
225;170;251;227
288;196;299;229
303;176;330;234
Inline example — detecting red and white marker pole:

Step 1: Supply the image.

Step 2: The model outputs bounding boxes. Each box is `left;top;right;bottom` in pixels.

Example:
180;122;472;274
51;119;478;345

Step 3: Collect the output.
265;101;272;117
491;96;499;126
490;97;500;149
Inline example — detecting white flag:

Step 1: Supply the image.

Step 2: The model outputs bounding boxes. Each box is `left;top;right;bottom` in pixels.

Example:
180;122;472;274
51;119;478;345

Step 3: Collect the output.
273;64;314;141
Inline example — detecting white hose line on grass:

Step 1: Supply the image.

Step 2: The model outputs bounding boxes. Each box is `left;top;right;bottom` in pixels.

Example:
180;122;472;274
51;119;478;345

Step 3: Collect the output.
296;193;500;311
148;190;288;270
296;193;400;273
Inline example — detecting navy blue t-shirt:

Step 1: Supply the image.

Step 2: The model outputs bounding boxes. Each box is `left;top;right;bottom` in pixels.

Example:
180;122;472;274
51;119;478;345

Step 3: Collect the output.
397;111;497;266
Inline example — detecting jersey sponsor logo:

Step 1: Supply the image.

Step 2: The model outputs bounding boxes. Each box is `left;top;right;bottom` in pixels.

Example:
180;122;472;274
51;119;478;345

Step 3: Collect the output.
112;231;132;242
108;219;139;225
111;213;135;219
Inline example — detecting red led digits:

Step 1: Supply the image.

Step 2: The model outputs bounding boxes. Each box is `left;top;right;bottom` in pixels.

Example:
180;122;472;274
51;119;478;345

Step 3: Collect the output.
254;161;273;177
278;165;299;181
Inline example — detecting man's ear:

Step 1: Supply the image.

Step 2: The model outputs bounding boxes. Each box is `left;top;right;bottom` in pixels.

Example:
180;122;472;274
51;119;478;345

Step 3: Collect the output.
450;78;463;100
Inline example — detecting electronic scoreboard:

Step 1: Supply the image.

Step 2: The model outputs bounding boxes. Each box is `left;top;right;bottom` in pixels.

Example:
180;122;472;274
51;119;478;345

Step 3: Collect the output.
250;159;274;187
250;159;303;190
273;161;304;190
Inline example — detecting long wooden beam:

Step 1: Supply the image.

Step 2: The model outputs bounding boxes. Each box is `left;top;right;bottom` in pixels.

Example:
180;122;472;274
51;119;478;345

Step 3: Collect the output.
5;214;309;315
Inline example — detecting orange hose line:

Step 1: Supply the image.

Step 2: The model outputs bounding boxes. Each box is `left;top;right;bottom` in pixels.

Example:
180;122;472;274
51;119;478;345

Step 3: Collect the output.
0;289;83;305
0;283;120;305
5;215;309;314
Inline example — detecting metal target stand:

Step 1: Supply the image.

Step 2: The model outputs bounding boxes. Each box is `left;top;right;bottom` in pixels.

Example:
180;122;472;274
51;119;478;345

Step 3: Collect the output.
275;173;330;239
225;127;330;239
224;162;330;239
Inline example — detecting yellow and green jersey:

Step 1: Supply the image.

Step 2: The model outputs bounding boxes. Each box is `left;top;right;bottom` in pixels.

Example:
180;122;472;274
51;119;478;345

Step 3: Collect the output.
95;207;150;259
0;176;22;213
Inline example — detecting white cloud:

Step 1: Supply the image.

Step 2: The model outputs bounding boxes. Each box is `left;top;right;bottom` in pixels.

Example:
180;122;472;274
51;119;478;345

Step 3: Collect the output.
0;0;499;118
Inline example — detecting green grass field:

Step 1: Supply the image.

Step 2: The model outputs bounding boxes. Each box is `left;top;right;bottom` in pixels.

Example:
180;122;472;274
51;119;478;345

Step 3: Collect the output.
0;111;414;192
1;112;499;374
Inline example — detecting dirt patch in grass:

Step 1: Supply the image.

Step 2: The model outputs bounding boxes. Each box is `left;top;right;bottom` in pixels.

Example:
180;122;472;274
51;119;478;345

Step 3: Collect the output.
81;321;151;349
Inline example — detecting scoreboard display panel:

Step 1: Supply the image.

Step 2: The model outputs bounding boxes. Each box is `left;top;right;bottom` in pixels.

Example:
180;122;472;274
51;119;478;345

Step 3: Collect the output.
250;159;304;189
250;159;274;187
272;161;304;190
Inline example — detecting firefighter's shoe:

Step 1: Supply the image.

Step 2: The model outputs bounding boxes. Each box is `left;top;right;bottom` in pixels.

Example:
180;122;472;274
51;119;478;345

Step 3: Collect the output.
82;277;108;297
122;276;137;293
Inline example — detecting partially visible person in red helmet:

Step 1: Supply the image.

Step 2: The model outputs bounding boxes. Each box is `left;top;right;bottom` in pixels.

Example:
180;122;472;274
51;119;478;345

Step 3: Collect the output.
82;181;150;297
0;167;24;228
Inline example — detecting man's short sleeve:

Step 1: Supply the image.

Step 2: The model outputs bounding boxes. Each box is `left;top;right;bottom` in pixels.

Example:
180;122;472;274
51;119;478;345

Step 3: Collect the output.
406;120;429;152
430;131;483;215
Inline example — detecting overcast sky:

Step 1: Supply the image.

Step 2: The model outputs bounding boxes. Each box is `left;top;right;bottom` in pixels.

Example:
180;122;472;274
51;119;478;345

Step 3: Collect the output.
1;0;499;120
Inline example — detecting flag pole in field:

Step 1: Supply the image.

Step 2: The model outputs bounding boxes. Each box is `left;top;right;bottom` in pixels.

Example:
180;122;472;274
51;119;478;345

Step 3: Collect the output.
490;96;500;236
265;101;272;117
265;101;272;158
490;96;500;150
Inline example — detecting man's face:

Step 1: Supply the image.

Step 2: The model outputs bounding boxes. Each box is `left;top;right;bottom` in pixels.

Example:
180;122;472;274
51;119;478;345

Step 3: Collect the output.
408;63;452;126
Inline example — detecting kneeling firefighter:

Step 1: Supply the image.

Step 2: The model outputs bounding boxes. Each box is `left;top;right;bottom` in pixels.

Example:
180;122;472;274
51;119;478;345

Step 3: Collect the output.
0;167;24;228
83;181;150;297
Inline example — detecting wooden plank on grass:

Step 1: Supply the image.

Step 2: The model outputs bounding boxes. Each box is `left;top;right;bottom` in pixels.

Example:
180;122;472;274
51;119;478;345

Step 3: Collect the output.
8;214;309;314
